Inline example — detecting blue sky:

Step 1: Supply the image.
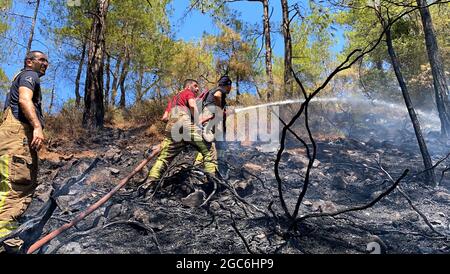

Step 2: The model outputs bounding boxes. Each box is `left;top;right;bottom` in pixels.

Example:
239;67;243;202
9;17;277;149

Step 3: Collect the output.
169;0;285;55
1;0;344;110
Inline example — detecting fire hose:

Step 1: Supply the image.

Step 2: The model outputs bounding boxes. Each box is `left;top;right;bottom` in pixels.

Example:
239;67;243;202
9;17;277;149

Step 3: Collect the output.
26;146;161;254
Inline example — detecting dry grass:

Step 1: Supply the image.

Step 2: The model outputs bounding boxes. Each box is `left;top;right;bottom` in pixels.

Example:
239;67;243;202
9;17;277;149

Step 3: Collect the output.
44;101;86;142
105;100;165;128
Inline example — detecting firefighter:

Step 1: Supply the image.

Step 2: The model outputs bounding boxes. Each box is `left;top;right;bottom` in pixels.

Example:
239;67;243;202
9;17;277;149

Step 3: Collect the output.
145;79;217;190
195;75;233;179
0;50;49;252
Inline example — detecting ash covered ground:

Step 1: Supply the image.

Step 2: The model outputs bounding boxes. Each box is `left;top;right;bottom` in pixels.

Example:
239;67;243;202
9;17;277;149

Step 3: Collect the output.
12;100;450;254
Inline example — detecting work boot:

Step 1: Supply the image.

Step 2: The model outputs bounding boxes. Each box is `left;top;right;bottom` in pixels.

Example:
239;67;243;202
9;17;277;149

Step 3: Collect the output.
181;189;206;208
3;244;22;254
1;238;24;254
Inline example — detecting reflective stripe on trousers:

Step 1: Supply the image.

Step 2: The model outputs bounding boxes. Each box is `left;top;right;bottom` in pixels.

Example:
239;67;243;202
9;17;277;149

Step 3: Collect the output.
0;108;38;240
149;125;217;180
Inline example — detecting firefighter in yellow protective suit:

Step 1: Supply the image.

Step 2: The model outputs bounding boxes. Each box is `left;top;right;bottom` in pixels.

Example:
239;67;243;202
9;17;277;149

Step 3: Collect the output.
147;79;217;184
1;50;48;252
194;76;233;179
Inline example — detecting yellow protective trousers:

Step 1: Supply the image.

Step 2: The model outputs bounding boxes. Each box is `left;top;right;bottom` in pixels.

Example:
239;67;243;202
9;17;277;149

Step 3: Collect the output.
148;113;217;180
194;107;227;174
0;108;38;244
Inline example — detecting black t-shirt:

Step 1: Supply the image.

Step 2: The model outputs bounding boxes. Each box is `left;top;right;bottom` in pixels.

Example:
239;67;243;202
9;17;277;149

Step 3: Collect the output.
203;86;227;109
4;69;45;128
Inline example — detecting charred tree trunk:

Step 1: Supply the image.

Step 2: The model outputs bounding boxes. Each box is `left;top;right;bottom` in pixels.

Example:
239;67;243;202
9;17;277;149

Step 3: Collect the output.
104;53;111;109
262;0;274;101
416;0;450;139
281;0;293;98
75;37;87;107
26;0;40;53
118;50;130;109
82;0;109;129
110;55;122;107
386;26;436;185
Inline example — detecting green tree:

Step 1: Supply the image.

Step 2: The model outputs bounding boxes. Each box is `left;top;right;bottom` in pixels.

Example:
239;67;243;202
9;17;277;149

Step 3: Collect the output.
337;0;449;109
416;0;450;138
290;2;336;93
159;40;215;94
336;0;449;185
0;0;11;98
189;0;274;100
105;0;171;107
46;0;172;109
203;20;259;102
82;0;109;129
45;0;94;106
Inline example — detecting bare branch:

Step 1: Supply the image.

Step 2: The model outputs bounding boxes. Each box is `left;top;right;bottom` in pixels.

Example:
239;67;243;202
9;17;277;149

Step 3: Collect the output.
229;212;256;254
377;157;446;237
296;169;409;222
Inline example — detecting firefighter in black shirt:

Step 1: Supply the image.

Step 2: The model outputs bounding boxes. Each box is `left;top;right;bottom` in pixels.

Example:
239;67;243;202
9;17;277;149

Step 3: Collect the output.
0;50;48;252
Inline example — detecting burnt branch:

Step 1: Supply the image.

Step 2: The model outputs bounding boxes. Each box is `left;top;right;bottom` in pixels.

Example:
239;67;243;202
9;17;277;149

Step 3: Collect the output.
223;161;269;190
272;110;311;159
377;157;446;237
0;158;100;253
103;220;162;253
409;151;450;183
206;172;267;216
199;181;218;207
439;166;450;185
229;212;256;254
274;0;445;223
49;216;106;254
291;100;318;220
296;169;409;222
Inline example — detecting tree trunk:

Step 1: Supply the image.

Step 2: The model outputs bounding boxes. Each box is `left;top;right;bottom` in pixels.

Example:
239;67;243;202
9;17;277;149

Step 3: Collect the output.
416;0;450;138
155;84;162;102
281;0;293;98
235;74;241;104
48;84;55;115
386;26;436;186
82;0;109;129
110;55;122;107
26;0;40;53
118;50;130;109
135;66;144;104
262;0;274;101
105;53;111;109
75;37;87;107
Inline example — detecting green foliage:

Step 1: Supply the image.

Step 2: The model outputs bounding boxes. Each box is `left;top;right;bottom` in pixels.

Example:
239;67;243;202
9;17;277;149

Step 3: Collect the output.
290;5;336;90
337;0;449;108
0;68;8;96
268;1;337;98
159;40;215;92
0;0;11;94
189;0;231;18
45;0;175;105
203;20;259;87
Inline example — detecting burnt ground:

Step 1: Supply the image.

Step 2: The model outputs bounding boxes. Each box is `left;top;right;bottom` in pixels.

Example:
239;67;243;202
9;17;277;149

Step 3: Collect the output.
12;121;450;254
